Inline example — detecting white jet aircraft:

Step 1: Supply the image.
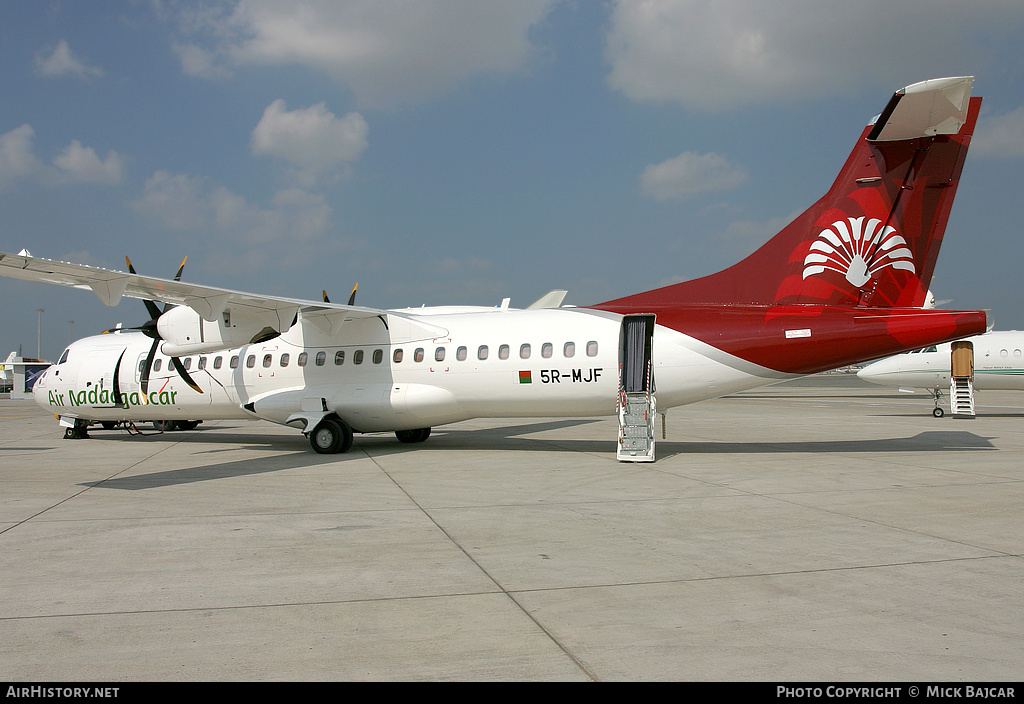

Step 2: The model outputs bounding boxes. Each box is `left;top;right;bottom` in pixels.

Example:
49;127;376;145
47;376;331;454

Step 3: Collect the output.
0;77;990;460
858;330;1024;416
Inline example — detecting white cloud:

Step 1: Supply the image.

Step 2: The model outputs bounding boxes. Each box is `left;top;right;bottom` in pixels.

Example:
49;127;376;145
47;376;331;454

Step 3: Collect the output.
0;125;46;188
605;0;1024;111
132;171;209;230
640;151;748;200
173;0;555;108
973;106;1024;158
251;100;368;175
35;39;103;80
133;170;333;246
0;124;124;189
172;42;231;79
52;141;124;185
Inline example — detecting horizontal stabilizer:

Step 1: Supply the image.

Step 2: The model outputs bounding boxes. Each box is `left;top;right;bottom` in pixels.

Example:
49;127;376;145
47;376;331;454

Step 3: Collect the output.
527;290;568;309
868;76;973;141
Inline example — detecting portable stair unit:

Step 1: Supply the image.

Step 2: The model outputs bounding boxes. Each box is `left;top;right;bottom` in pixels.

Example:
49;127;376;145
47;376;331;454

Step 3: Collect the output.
617;315;656;462
950;339;976;418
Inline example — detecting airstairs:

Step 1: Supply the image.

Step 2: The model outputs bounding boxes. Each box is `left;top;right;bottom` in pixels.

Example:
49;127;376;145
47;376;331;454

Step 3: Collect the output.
617;379;656;462
950;340;975;418
617;315;656;462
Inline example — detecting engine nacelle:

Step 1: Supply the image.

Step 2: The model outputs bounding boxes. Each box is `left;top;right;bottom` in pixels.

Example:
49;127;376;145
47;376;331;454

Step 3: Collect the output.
157;304;283;356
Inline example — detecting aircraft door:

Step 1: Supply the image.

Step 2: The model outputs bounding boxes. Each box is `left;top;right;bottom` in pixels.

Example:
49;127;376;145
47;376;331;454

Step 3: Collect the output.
951;340;974;379
621;314;655;393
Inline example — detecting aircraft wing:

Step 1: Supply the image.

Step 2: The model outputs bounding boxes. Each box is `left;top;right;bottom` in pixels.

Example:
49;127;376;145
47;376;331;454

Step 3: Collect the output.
0;249;399;337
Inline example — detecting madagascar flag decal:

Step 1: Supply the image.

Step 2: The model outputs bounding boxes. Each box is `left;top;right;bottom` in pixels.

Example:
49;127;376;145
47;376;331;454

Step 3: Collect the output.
519;370;532;384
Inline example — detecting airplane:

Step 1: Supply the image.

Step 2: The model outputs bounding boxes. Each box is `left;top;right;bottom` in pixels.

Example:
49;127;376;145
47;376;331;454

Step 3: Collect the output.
0;76;990;460
0;351;14;392
1;350;50;397
857;330;1024;416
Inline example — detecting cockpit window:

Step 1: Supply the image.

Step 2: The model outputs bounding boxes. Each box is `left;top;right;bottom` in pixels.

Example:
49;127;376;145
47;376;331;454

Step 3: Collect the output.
58;349;69;365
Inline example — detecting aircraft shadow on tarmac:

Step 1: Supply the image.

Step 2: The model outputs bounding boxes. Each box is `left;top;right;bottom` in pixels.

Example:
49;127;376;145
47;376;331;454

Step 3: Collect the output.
81;423;996;490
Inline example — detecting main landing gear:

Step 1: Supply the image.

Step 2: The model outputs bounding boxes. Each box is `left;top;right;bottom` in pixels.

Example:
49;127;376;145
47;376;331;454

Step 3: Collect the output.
309;418;354;454
395;428;431;444
152;420;202;431
307;419;432;454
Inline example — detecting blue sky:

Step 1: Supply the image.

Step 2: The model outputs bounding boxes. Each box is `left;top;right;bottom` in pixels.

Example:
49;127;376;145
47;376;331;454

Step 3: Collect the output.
3;0;1024;361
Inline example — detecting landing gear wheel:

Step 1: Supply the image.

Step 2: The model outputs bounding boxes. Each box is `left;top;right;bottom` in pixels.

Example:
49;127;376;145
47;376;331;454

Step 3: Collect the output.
395;427;431;443
310;418;353;454
177;420;200;430
101;421;118;430
933;407;944;418
64;419;90;439
153;419;177;432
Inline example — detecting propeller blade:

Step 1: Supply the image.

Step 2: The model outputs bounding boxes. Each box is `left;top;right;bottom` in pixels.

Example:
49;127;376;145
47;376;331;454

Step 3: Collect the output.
126;257;163;321
163;257;188;314
112;349;126;408
139;338;158;397
171;357;204;394
173;256;187;282
348;283;358;306
322;290;330;303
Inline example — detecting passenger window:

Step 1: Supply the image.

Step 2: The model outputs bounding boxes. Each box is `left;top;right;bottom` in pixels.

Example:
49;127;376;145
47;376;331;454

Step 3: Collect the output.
139;359;146;374
246;355;256;368
154;359;162;372
1000;349;1009;358
457;346;467;361
564;342;575;358
499;345;509;360
335;350;345;365
520;344;531;359
478;345;489;360
230;355;240;369
315;351;326;366
199;357;207;370
1015;350;1022;358
414;348;424;363
263;354;272;368
297;352;307;367
435;347;445;362
587;341;598;357
354;350;364;364
373;349;383;364
213;356;223;370
183;358;192;371
393;349;404;363
280;353;289;367
542;343;552;358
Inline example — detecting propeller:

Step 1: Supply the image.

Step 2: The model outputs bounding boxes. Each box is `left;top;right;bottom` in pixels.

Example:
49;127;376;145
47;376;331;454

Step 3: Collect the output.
321;283;358;305
122;256;203;397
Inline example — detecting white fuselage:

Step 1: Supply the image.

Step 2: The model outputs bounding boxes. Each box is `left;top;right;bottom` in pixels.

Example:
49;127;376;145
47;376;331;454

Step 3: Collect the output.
857;331;1024;391
32;306;791;432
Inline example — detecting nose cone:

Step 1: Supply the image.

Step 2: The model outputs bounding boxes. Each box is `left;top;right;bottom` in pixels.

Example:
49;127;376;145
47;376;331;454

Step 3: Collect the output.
857;356;900;386
31;367;51;406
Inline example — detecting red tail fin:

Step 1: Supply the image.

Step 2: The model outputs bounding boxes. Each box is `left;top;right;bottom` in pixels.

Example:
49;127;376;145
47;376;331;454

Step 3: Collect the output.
601;77;979;310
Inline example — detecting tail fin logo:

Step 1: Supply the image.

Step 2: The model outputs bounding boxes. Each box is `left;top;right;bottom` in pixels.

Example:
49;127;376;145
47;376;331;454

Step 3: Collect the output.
801;216;915;288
